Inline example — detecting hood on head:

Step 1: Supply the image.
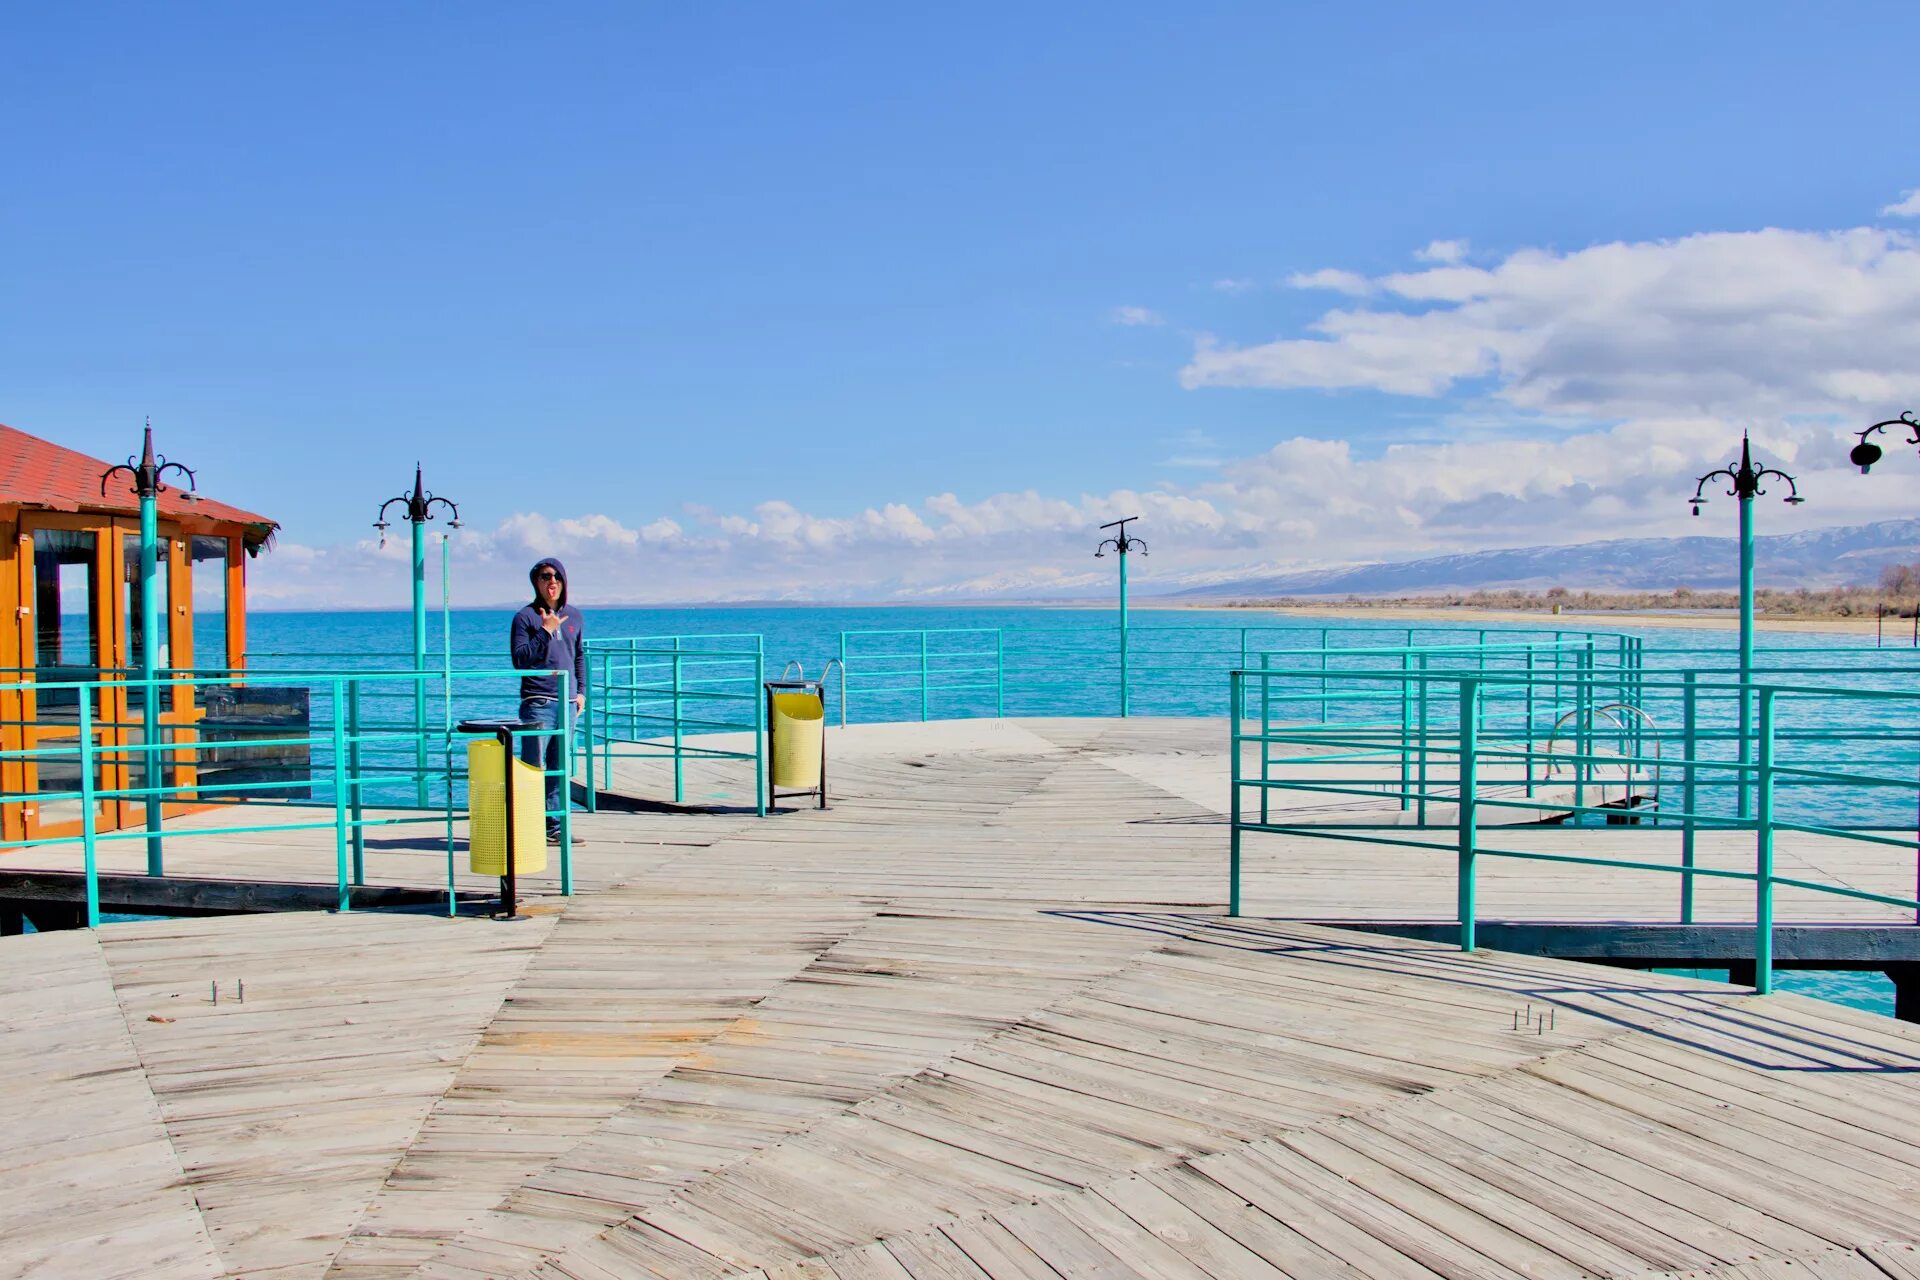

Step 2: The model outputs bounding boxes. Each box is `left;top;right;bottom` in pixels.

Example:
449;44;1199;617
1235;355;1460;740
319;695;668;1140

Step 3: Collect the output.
530;557;568;609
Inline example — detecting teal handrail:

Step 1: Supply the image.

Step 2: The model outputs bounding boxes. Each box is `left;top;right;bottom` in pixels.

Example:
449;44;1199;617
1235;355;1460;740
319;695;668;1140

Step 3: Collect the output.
1;665;577;926
1229;658;1920;996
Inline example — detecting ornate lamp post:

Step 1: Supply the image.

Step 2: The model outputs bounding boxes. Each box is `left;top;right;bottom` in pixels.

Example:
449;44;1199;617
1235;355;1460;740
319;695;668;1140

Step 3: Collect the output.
100;420;197;876
1095;517;1147;717
376;466;460;805
1689;434;1803;817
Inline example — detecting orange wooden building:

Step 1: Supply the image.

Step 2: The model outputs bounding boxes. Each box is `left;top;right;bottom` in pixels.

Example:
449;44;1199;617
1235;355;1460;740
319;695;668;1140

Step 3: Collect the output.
1;423;278;845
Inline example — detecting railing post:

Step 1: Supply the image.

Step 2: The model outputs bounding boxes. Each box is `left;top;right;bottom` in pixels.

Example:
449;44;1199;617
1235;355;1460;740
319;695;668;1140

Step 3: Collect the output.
755;651;767;817
1524;647;1536;798
1416;653;1430;824
1754;687;1776;995
672;650;685;805
581;650;599;813
1576;643;1594;816
1258;653;1271;826
920;631;929;723
1458;678;1479;951
1400;651;1412;812
79;697;99;928
348;679;365;886
332;682;351;913
995;630;1005;719
1681;671;1697;925
1230;670;1243;917
840;631;852;724
558;675;574;895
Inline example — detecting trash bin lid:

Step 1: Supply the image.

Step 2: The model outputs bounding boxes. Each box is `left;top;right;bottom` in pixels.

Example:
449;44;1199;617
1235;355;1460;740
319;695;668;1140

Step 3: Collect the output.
457;717;539;733
764;679;819;692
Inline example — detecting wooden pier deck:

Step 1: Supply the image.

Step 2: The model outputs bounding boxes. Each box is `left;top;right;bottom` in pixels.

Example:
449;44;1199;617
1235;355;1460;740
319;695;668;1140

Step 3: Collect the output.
6;717;1920;1280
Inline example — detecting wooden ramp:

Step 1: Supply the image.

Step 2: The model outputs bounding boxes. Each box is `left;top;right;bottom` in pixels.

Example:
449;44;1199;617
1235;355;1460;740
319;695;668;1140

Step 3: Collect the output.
5;717;1920;1280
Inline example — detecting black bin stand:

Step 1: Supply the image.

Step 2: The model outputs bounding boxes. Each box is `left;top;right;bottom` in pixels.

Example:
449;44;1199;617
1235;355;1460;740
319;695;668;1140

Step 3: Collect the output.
458;717;537;919
763;679;829;812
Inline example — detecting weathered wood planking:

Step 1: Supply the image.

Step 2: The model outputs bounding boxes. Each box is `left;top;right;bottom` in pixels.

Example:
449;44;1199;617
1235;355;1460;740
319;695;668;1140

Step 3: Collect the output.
5;716;1920;1280
0;930;223;1280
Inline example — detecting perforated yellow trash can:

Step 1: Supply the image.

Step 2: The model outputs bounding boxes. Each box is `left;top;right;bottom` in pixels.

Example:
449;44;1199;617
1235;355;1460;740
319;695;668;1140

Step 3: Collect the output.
466;736;548;877
765;680;827;810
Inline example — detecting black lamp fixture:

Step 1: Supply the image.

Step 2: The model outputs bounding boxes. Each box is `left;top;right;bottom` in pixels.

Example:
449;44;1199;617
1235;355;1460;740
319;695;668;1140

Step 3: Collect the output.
1689;433;1804;516
1094;516;1147;558
100;418;198;501
374;463;462;548
1850;412;1920;475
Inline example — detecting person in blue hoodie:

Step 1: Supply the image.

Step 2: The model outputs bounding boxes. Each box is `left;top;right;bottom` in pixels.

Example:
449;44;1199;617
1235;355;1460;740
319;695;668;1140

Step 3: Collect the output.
509;557;585;843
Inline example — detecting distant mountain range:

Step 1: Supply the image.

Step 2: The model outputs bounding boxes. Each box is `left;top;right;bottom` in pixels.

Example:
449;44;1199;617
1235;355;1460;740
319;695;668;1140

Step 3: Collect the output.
1167;519;1920;599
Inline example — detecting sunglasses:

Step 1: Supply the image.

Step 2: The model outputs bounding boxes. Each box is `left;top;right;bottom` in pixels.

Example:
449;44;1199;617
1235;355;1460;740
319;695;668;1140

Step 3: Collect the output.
534;570;561;581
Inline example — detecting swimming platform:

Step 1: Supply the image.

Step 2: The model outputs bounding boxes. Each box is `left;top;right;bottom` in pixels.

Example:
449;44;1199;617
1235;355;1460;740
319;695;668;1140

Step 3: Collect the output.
6;715;1920;1279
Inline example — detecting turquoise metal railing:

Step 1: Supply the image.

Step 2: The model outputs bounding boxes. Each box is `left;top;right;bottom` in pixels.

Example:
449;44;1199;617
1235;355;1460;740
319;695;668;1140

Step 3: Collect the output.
1228;658;1920;993
578;635;765;813
832;623;1640;723
0;665;576;925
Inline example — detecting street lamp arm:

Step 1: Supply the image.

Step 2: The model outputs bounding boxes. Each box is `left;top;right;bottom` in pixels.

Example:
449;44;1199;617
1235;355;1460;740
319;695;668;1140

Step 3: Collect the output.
374;494;413;530
1689;467;1739;505
1850;412;1920;474
425;495;462;527
1751;467;1804;504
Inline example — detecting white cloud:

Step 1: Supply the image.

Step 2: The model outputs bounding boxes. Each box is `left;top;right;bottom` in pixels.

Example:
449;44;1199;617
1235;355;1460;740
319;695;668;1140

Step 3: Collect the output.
1211;277;1257;293
250;413;1897;609
1110;305;1163;326
1884;190;1920;218
1416;238;1470;264
251;215;1920;609
1186;227;1920;420
1285;268;1373;295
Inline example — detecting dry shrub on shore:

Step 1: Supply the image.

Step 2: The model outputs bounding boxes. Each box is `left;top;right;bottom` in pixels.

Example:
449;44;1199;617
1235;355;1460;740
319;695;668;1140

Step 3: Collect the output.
1228;565;1920;619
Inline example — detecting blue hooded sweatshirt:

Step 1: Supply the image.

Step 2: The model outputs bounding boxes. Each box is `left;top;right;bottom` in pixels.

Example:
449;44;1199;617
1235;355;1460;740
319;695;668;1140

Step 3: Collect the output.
511;557;585;701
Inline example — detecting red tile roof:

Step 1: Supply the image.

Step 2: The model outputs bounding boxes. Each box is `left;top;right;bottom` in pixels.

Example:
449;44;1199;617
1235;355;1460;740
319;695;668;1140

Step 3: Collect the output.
0;423;278;552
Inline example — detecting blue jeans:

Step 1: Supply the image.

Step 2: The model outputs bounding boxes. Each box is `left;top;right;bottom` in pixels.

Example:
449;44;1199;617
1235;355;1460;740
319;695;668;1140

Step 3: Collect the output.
518;698;565;833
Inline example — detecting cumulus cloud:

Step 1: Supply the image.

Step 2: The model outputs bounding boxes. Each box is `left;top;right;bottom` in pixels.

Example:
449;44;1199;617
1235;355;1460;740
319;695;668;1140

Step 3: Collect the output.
1211;277;1257;293
1110;305;1163;326
1885;190;1920;218
1186;226;1920;421
1416;238;1470;264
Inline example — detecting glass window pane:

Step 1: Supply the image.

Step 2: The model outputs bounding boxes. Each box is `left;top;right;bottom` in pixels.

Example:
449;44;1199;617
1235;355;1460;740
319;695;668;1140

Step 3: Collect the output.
191;536;230;674
31;529;97;702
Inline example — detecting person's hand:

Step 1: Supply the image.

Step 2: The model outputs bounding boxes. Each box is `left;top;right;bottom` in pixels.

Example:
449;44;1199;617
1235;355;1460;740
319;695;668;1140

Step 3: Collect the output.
540;609;561;635
574;694;585;714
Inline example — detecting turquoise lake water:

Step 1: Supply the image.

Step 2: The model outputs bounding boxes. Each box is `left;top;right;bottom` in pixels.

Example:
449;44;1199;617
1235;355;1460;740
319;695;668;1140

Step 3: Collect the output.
209;605;1920;1017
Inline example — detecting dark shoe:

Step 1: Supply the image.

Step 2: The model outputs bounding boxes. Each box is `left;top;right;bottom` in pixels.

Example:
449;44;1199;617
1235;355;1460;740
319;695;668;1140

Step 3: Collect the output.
546;829;563;846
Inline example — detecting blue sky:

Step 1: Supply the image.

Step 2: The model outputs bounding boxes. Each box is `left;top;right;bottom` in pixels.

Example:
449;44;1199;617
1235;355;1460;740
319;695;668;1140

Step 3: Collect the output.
5;3;1919;604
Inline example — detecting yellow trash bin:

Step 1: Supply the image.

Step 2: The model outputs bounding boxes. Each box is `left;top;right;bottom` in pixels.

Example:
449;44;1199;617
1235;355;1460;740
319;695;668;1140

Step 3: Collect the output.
467;736;548;877
765;681;827;809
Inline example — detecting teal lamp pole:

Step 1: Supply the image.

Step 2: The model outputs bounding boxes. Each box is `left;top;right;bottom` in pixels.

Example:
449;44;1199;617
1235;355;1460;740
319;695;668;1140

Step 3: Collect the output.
1690;435;1803;818
100;421;197;876
375;466;461;805
1848;411;1920;922
1095;517;1147;717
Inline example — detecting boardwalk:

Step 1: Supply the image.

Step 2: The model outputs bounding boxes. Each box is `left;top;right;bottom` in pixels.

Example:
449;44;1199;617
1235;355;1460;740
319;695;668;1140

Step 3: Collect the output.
5;718;1920;1279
